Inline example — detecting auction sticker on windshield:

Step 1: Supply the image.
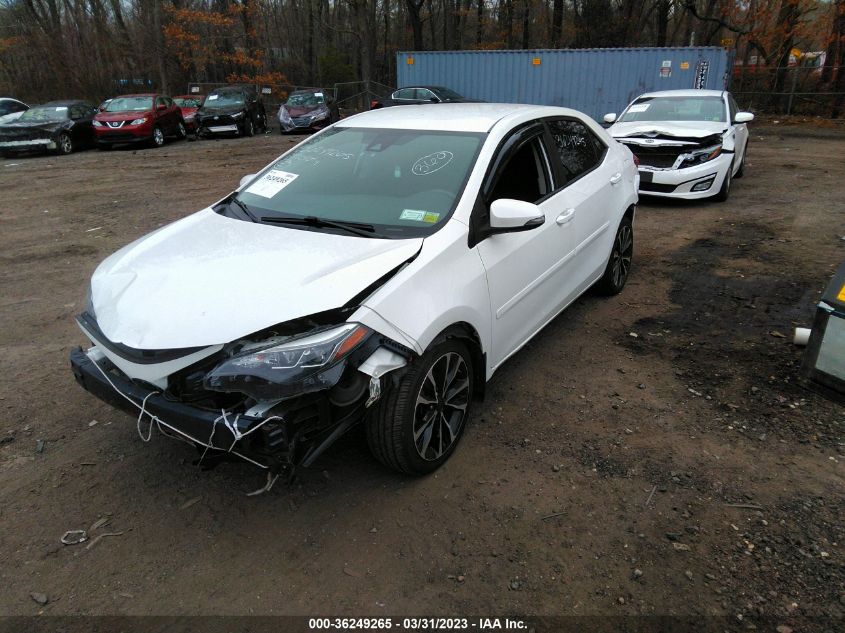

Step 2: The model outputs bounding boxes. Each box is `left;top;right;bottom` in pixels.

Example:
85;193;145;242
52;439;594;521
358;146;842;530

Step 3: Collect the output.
245;170;299;198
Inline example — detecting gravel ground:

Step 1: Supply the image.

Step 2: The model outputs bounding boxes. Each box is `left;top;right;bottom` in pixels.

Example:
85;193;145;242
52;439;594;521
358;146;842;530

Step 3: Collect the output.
0;125;842;630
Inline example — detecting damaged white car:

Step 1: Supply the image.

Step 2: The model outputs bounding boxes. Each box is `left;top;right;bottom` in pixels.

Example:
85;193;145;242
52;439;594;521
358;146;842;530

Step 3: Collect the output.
604;89;753;201
70;103;638;480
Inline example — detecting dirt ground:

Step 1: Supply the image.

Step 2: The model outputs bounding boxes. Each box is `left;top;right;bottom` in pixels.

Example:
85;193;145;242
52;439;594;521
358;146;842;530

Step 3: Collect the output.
0;125;842;629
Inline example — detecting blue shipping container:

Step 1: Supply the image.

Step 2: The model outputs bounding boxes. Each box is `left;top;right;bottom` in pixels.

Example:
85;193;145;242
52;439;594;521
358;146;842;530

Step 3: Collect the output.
396;47;731;120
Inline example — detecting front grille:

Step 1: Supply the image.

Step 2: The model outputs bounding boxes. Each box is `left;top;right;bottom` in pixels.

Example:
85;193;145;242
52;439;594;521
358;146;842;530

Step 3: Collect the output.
203;114;235;126
640;182;677;193
106;121;124;129
292;116;312;127
627;145;685;168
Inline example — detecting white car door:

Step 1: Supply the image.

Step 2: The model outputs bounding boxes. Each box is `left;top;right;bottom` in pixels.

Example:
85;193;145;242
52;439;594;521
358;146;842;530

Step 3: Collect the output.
472;124;580;369
544;118;622;286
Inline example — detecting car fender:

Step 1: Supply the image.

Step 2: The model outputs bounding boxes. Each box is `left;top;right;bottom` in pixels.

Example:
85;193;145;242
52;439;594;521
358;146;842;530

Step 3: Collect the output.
351;218;493;378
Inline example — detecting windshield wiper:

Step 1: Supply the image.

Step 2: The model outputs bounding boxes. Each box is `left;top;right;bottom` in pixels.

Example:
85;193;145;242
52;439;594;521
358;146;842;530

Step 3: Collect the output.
227;195;259;223
260;215;377;238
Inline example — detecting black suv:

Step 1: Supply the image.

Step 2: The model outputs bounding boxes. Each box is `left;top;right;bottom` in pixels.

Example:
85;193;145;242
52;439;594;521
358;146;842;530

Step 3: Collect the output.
196;86;267;138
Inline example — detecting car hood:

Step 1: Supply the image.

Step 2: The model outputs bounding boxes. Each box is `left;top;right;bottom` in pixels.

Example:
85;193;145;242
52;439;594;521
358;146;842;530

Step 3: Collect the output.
610;120;727;140
198;105;243;116
90;208;423;350
0;120;63;136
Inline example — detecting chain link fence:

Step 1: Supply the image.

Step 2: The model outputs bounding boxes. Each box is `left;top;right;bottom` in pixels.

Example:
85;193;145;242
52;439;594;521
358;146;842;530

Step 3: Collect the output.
730;64;844;117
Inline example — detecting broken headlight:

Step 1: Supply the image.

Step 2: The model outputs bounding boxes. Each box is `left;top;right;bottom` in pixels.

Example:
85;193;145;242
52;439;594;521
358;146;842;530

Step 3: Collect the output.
204;323;372;400
679;144;722;168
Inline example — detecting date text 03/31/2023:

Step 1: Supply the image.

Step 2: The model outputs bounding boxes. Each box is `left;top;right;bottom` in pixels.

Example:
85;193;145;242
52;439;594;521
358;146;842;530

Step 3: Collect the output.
307;617;528;630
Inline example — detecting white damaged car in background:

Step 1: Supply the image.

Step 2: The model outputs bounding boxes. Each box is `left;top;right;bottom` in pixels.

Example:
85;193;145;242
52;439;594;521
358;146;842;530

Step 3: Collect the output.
604;89;753;202
70;103;638;486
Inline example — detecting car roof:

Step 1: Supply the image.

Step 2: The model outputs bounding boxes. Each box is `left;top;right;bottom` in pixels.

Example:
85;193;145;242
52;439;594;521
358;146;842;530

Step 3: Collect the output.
291;88;326;94
113;93;157;98
173;94;203;98
37;100;89;107
636;89;726;99
339;102;584;133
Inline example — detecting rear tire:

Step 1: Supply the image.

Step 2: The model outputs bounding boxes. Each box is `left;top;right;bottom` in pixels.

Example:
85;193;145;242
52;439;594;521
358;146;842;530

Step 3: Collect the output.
595;215;634;296
367;339;474;475
242;117;254;137
176;121;187;139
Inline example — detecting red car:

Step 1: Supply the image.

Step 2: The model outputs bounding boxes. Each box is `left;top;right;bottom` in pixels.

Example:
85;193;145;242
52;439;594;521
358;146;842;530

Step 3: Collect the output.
173;94;204;132
93;93;186;149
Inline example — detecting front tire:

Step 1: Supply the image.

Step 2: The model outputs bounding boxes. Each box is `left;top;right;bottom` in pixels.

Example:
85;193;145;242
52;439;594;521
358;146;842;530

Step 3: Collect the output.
151;126;165;148
242;117;254;137
176;121;187;139
367;340;474;475
57;132;73;155
713;161;732;202
595;215;634;295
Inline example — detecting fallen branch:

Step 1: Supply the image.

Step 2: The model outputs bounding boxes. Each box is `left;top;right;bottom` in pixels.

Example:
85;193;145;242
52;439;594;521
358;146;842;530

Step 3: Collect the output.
644;485;657;508
724;503;763;511
541;511;567;521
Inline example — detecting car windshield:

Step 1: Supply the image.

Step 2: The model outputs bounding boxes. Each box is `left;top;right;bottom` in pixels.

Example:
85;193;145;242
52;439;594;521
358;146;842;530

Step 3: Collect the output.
434;87;464;100
174;97;202;107
205;92;244;107
287;92;325;106
235;126;485;238
620;96;727;123
106;96;153;112
18;106;68;122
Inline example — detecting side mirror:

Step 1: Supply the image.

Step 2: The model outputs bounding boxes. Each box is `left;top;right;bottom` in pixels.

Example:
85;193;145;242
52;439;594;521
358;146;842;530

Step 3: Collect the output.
734;112;754;123
239;174;256;189
603;113;617;124
429;97;439;103
489;199;545;232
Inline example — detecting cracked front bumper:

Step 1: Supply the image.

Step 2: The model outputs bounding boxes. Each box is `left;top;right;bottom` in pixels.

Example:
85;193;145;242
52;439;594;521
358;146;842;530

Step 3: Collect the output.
637;153;732;200
70;347;272;466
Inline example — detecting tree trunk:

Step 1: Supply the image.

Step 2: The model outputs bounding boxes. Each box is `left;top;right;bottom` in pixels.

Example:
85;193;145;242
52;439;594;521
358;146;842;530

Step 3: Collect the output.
551;0;563;47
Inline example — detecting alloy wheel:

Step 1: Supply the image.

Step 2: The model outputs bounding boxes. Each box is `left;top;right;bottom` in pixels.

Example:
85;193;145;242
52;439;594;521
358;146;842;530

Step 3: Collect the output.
58;133;72;155
153;127;164;146
610;224;633;289
413;352;470;461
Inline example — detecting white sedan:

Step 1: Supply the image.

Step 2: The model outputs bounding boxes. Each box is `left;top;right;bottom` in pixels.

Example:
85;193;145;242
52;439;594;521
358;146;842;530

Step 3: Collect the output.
70;103;638;480
604;89;753;201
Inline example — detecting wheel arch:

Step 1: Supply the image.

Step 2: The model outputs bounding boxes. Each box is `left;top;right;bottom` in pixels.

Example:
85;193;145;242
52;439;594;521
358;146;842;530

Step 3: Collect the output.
430;322;487;401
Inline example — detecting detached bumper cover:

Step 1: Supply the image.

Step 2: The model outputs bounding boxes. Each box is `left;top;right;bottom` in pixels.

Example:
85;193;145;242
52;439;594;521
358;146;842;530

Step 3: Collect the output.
0;138;56;149
70;347;270;467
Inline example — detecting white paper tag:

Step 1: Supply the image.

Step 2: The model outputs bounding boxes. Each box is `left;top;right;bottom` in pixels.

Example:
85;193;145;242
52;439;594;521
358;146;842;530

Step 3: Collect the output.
627;103;650;113
207;94;218;101
314;92;323;97
400;209;426;221
245;170;299;198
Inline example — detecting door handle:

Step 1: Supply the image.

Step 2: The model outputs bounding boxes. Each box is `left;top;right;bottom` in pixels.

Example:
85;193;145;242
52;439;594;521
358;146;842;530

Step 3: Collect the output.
610;172;622;185
556;208;575;225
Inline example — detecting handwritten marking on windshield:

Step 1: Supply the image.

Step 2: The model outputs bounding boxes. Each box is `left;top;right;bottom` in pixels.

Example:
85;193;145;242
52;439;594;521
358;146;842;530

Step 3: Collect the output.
412;151;454;175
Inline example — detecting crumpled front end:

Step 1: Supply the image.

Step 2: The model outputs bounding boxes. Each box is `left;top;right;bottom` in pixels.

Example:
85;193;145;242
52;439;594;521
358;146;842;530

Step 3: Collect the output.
616;131;732;199
70;309;411;475
0;124;61;153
